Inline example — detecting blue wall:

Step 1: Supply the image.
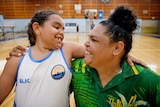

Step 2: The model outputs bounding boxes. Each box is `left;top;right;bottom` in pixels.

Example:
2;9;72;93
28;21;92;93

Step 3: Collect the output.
2;18;160;34
3;18;102;33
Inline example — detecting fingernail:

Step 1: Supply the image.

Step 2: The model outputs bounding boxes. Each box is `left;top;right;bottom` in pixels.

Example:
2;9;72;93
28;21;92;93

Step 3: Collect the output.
18;53;22;56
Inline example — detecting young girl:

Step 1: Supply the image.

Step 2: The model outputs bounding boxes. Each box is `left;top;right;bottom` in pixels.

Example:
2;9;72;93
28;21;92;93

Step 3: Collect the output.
0;10;85;107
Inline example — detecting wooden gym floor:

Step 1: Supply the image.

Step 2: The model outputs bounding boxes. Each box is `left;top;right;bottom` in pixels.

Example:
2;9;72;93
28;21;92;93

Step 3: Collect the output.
0;32;160;107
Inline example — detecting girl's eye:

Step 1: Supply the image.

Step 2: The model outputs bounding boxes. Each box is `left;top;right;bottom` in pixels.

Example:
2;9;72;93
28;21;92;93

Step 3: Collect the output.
53;26;59;29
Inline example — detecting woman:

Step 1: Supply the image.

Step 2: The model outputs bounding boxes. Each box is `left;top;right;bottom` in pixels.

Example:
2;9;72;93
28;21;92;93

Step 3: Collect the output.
71;5;160;107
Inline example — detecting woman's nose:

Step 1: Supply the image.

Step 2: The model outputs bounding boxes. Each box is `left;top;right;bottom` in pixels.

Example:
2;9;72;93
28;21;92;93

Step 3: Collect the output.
84;40;89;47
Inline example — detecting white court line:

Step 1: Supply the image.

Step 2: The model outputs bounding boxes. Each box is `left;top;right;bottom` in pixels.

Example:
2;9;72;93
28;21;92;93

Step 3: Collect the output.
0;60;6;74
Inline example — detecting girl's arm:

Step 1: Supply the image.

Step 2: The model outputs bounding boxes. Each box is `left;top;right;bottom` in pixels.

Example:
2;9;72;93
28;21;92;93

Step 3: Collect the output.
126;54;149;68
69;42;85;58
7;44;148;68
0;56;21;104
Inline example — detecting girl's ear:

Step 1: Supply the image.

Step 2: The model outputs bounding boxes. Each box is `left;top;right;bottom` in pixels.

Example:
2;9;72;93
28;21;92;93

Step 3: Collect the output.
113;41;124;55
32;22;40;35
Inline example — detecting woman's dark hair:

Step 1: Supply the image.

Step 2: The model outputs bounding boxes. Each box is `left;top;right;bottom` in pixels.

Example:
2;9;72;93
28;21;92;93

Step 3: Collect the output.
100;5;137;64
27;10;58;46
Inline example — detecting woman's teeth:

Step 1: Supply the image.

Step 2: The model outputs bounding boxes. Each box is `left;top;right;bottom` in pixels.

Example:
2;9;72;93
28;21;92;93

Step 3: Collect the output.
85;51;90;55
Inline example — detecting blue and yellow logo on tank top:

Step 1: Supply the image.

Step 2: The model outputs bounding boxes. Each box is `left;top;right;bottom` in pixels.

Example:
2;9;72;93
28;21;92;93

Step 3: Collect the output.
51;64;65;79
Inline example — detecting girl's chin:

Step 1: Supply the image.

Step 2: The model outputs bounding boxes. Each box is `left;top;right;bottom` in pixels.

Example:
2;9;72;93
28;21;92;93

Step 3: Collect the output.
56;44;62;49
51;46;61;50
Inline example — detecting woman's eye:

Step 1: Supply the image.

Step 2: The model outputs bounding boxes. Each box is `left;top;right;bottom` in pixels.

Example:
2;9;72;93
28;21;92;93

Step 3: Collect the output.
91;39;97;42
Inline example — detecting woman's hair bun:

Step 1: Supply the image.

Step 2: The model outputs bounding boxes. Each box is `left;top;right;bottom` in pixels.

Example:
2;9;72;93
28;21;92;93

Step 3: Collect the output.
108;5;137;33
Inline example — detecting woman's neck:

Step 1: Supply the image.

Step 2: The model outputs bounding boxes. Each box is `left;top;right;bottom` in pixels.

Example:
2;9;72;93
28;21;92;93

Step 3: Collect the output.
96;62;121;88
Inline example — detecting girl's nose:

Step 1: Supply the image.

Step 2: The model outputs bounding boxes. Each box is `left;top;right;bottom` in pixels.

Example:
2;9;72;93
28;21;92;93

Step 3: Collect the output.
59;30;64;34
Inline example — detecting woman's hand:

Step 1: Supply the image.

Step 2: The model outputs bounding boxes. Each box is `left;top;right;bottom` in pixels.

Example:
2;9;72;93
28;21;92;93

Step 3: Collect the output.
6;46;27;60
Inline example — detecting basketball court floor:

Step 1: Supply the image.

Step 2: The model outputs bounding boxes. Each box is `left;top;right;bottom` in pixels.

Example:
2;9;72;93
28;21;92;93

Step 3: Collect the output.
0;32;160;107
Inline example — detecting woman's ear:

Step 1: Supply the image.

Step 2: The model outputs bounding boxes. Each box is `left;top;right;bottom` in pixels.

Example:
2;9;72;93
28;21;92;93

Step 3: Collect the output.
32;22;40;35
113;41;124;55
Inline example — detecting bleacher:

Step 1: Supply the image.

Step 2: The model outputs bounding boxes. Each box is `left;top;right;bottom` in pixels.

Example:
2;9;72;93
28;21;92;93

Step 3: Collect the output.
0;15;15;39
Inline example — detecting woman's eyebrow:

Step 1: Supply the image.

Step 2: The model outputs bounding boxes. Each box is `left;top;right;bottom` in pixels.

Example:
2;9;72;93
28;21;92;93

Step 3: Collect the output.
88;34;98;38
